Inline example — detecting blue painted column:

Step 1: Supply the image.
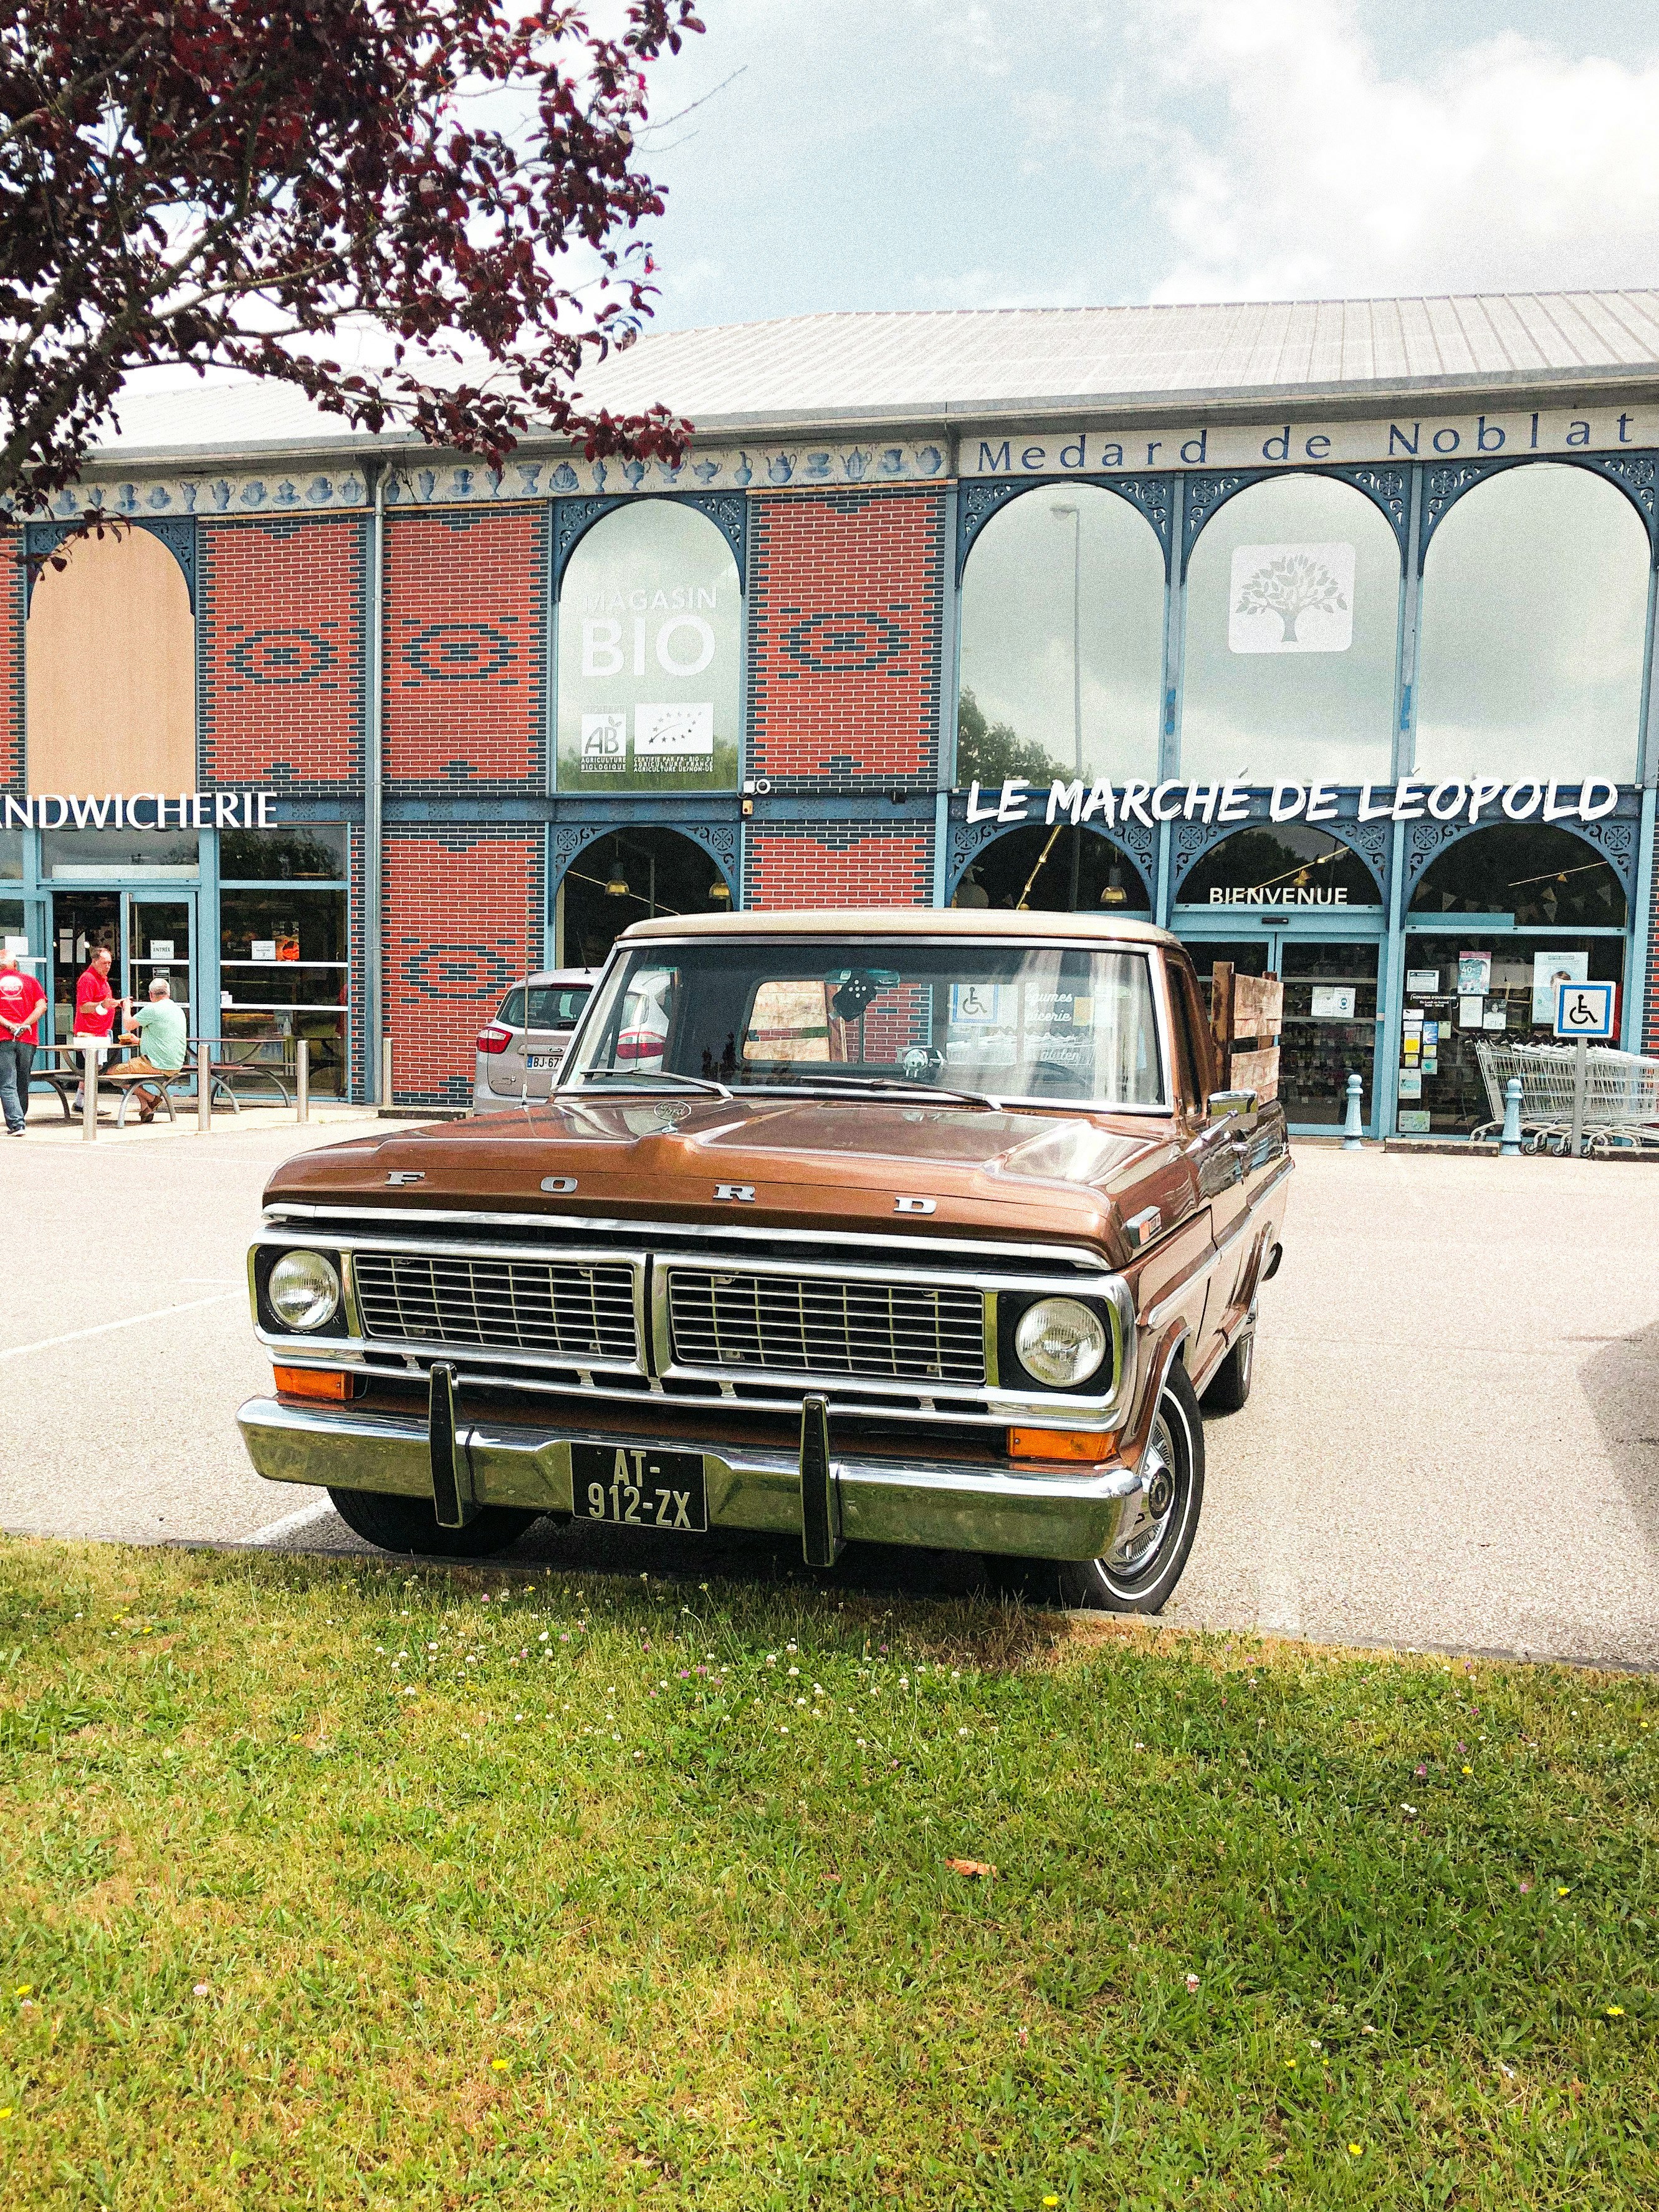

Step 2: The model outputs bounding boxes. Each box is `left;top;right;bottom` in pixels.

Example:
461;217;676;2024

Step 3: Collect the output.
1627;784;1656;1053
1378;823;1406;1138
196;823;220;1084
933;476;960;907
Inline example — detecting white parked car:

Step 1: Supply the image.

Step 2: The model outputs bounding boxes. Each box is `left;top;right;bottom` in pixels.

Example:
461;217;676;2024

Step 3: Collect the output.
473;969;598;1112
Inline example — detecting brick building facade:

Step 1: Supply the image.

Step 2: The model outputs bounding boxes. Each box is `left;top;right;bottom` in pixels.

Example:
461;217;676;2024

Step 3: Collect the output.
4;290;1659;1134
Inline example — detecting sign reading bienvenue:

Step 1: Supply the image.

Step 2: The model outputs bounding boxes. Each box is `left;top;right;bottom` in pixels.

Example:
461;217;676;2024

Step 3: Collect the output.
6;791;279;828
967;773;1621;831
963;408;1657;476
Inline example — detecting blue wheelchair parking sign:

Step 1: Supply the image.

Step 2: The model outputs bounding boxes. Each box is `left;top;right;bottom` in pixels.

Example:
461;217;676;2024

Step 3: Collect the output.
1554;980;1616;1040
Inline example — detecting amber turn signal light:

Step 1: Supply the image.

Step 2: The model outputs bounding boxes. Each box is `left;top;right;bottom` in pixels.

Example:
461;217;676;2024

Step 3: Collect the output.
274;1366;357;1403
1007;1427;1117;1463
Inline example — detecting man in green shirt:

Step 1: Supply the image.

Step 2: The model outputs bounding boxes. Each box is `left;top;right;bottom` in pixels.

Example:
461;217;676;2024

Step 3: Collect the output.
118;978;189;1123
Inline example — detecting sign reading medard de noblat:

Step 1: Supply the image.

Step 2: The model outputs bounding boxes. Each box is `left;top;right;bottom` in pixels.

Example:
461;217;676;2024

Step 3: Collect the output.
6;792;279;828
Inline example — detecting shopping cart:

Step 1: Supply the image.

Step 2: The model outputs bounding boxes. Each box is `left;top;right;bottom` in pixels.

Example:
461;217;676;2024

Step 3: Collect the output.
1474;1038;1659;1155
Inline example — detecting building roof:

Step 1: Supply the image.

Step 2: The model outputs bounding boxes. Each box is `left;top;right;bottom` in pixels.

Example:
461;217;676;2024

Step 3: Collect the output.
575;292;1659;431
83;289;1659;466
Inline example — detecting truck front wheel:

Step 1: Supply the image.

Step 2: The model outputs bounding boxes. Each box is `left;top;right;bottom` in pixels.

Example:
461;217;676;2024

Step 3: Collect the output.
325;1487;540;1559
1056;1362;1205;1615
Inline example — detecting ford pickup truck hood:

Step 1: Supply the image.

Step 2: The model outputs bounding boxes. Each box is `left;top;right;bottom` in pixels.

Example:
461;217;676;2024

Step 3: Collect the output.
266;1096;1200;1261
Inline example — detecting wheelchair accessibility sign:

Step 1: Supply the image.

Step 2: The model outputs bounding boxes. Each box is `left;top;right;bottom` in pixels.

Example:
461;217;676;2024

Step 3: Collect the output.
1554;981;1616;1040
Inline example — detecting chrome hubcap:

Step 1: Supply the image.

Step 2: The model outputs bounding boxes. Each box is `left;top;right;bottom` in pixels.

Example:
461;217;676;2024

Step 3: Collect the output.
1107;1409;1179;1580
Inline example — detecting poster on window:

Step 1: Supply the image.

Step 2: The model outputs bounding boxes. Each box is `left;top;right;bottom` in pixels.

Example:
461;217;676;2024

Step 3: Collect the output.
1531;950;1588;1025
1228;541;1355;654
557;504;741;792
1457;950;1492;993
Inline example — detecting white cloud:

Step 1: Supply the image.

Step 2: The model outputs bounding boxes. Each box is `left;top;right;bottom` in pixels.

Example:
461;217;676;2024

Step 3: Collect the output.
1141;0;1659;300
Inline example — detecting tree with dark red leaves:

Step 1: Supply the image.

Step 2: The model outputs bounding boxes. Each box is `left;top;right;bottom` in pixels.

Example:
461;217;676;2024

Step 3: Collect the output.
0;1;702;516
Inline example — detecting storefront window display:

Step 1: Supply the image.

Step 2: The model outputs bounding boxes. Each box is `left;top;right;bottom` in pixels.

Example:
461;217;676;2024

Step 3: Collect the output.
220;880;349;1097
555;500;740;793
956;482;1165;788
1401;824;1628;1134
219;825;347;881
42;828;199;878
0;831;22;967
1415;464;1649;784
1180;473;1400;785
951;823;1151;914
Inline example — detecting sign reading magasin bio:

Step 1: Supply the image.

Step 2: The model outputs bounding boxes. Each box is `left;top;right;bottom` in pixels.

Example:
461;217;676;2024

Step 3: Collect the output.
555;502;741;793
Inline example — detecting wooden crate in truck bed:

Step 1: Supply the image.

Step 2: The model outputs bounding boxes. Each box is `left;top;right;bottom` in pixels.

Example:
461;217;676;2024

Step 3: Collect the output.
1208;962;1282;1103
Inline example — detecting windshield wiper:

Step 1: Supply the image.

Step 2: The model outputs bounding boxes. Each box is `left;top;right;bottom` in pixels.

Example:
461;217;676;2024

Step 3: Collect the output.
560;1070;734;1100
753;1070;1000;1109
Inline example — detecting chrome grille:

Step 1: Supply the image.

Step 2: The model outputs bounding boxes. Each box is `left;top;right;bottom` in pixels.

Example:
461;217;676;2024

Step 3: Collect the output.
669;1268;984;1385
353;1252;637;1363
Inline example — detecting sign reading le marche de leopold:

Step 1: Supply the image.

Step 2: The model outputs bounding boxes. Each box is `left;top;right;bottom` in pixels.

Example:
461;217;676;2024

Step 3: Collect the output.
6;791;278;829
968;770;1622;848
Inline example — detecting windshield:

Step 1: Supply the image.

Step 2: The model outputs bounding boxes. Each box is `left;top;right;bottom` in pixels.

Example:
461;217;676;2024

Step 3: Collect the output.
563;937;1167;1109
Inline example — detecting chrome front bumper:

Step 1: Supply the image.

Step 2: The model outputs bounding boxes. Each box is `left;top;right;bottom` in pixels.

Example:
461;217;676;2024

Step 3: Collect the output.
237;1396;1149;1563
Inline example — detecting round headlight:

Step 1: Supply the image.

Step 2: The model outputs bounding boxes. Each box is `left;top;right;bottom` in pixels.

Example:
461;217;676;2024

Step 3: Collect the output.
1013;1296;1108;1388
268;1250;341;1331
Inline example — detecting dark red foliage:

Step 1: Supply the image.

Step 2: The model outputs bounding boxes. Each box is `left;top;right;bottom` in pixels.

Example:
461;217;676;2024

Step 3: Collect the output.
0;0;702;514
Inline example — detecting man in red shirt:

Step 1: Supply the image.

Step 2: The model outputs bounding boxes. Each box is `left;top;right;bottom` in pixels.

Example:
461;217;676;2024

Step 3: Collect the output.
0;949;47;1136
70;944;122;1112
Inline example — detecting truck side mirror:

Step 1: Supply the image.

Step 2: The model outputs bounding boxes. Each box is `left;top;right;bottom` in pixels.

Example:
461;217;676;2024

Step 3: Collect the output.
1207;1088;1258;1119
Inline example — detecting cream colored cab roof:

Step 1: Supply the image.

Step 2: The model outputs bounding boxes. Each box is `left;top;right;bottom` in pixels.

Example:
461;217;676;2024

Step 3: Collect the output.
619;906;1180;947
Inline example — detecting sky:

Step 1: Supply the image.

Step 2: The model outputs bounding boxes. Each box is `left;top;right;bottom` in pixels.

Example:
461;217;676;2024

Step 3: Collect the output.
627;0;1659;330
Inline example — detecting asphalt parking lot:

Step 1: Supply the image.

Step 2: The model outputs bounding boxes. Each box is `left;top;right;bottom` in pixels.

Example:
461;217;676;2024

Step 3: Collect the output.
6;1113;1658;1669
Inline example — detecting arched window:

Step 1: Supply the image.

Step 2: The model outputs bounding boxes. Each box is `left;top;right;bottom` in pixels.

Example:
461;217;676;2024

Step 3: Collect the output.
1177;824;1382;911
557;825;735;967
555;502;740;792
1180;474;1400;785
956;483;1164;788
952;823;1151;914
1415;464;1648;783
27;527;195;792
1408;821;1625;928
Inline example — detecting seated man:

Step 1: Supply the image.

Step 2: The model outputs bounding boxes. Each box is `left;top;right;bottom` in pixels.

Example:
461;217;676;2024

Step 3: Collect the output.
117;977;189;1121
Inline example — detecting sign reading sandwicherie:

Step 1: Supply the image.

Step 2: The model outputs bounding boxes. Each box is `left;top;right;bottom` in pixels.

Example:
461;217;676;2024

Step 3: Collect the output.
962;406;1657;476
6;791;279;828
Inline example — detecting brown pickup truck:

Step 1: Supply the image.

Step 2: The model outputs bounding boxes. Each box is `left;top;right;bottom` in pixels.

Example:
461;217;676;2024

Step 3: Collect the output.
239;909;1290;1613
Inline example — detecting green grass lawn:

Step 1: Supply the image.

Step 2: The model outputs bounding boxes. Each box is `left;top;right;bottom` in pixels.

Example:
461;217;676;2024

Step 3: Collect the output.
0;1538;1653;2210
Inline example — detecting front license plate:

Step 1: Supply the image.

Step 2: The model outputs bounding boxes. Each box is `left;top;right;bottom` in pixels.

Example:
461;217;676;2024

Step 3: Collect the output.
571;1444;708;1533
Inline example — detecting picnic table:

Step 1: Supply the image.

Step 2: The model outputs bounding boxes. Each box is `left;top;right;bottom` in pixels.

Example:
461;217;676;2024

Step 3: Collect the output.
31;1039;294;1127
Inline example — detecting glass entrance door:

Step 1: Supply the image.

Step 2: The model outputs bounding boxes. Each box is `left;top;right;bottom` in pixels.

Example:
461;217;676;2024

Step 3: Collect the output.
1177;925;1382;1134
49;890;196;1046
1277;939;1380;1129
126;895;193;1035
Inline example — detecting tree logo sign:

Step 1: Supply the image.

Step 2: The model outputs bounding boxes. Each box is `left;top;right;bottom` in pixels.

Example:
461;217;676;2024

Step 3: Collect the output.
1228;541;1355;654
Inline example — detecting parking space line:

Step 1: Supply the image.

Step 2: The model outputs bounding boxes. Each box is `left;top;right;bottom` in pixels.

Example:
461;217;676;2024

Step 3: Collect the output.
247;1496;338;1545
0;1292;242;1362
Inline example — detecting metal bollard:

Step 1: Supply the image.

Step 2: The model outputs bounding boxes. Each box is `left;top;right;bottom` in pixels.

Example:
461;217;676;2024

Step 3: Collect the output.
1341;1071;1364;1150
1499;1076;1523;1157
197;1049;211;1134
296;1038;309;1124
81;1045;98;1142
380;1036;393;1111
